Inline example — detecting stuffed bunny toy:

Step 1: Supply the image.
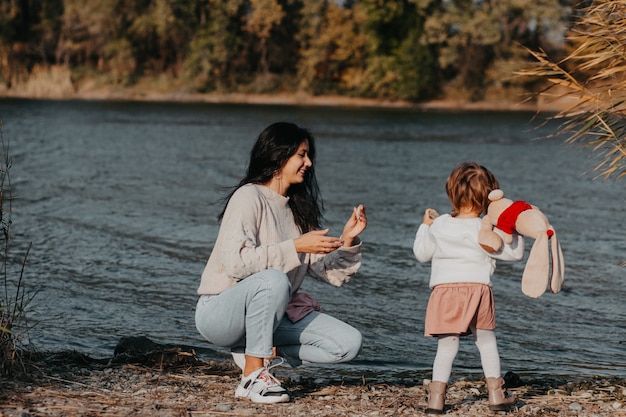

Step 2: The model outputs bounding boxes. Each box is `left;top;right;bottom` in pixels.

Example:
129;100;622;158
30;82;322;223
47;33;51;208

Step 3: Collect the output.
478;189;564;298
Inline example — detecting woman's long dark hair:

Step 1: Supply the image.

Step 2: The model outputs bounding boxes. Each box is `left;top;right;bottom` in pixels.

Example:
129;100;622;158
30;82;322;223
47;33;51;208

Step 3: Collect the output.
219;122;323;232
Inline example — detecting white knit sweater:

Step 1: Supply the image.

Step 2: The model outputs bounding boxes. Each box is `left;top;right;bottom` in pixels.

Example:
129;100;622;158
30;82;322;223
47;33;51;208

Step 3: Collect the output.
413;214;524;289
198;184;361;295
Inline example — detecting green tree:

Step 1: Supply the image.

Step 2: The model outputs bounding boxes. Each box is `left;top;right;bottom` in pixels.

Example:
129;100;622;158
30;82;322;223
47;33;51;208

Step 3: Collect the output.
185;0;302;93
241;0;304;93
0;1;26;84
57;0;116;66
0;1;64;85
424;0;572;101
30;0;64;65
245;0;285;73
183;0;248;91
297;0;369;95
127;0;196;75
359;0;439;100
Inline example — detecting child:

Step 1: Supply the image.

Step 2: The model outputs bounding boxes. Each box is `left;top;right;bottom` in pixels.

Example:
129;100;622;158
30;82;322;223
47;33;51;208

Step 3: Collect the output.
413;162;524;414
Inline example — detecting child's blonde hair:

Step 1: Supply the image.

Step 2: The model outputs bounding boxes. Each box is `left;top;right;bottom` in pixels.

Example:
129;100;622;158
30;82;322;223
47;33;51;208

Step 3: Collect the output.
445;162;499;217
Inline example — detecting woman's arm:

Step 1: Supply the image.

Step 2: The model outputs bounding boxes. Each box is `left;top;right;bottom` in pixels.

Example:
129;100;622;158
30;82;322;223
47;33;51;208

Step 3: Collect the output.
306;243;362;287
293;229;343;254
304;205;367;286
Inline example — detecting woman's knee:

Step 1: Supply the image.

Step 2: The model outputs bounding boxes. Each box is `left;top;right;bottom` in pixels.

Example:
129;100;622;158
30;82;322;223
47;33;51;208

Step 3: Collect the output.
313;314;362;362
322;323;362;363
340;325;363;362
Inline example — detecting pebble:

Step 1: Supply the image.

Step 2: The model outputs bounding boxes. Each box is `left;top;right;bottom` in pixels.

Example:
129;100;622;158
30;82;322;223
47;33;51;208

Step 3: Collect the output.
522;405;542;414
231;408;255;415
214;403;232;412
569;402;583;411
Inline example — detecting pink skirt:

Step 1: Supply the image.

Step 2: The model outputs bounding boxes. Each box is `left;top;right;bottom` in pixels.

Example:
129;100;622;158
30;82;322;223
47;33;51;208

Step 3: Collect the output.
424;283;496;337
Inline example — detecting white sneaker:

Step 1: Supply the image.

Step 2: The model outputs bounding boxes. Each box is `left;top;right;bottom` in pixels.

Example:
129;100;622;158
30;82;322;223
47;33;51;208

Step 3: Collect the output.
234;367;290;403
231;352;286;371
231;352;246;371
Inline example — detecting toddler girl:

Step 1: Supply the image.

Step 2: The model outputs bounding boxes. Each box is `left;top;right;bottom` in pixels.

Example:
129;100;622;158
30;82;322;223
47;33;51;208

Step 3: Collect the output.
413;162;523;414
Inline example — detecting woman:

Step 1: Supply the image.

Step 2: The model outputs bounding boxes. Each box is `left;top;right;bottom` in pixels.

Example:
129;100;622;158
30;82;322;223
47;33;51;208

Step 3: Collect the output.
195;122;367;404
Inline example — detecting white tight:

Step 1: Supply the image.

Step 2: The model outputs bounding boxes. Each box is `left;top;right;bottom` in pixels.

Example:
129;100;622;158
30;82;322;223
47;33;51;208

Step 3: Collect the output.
431;328;501;382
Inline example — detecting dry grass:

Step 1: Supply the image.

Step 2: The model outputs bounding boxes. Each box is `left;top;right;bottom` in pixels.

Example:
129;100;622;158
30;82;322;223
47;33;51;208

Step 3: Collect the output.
517;0;626;180
0;122;34;377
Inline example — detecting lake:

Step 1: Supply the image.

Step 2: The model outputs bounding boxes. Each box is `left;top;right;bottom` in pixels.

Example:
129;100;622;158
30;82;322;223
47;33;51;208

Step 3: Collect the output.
0;98;624;383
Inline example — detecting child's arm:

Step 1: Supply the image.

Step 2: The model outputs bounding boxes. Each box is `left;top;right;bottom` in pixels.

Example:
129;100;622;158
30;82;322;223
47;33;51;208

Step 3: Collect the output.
424;208;439;225
489;229;525;261
413;209;437;262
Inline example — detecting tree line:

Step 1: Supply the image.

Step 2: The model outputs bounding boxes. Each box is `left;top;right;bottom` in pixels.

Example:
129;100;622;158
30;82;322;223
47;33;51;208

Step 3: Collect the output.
0;0;581;102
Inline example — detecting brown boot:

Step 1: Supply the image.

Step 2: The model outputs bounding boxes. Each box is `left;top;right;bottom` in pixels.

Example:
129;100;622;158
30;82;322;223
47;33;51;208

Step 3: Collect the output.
486;377;517;411
426;381;447;414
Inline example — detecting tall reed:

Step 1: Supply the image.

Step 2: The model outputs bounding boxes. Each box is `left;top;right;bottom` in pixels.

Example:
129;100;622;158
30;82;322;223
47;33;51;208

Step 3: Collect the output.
517;0;626;180
0;120;33;375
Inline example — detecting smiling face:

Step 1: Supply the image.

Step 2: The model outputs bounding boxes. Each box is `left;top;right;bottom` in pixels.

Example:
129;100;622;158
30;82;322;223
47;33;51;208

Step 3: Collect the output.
278;140;312;188
244;122;321;231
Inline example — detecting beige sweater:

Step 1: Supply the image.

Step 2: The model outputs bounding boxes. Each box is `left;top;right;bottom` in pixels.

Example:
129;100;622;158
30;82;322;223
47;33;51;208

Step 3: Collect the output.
197;184;361;295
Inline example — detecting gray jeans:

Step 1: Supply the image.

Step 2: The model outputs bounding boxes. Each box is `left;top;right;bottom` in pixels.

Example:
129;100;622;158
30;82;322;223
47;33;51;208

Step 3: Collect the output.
195;269;362;366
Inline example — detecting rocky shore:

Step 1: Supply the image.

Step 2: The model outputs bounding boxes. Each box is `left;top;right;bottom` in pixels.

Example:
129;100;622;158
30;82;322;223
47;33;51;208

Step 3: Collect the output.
0;338;623;417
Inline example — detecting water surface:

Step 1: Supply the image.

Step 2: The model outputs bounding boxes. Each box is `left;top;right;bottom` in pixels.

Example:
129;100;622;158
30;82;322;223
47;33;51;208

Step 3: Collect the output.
0;98;624;382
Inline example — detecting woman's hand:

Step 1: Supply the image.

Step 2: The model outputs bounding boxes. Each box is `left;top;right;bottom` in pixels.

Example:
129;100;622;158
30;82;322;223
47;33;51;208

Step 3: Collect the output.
341;204;367;247
293;229;343;254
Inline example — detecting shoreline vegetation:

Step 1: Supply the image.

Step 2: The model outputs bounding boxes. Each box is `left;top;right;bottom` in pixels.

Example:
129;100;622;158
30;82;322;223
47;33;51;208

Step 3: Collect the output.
0;68;574;113
0;89;571;113
0;337;624;417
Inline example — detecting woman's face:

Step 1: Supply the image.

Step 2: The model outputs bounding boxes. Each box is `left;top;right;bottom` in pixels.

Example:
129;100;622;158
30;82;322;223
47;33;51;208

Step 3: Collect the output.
279;140;312;187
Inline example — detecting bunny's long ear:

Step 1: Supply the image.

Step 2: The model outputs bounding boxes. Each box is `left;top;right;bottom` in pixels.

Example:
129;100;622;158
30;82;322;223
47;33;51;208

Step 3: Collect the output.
549;232;564;293
521;232;550;298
